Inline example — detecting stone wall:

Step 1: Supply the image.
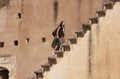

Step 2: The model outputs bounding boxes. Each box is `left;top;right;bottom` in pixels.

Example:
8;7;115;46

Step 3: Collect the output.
38;1;120;79
0;0;113;79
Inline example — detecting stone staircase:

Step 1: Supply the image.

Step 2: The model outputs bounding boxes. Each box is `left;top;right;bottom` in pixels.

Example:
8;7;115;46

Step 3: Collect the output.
28;0;120;79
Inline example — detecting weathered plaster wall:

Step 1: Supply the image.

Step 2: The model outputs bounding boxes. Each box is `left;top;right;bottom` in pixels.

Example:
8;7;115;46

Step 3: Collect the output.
91;2;120;79
0;0;113;79
44;31;90;79
42;2;120;79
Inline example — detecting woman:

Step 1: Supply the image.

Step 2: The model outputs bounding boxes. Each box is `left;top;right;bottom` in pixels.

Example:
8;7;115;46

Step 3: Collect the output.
54;21;65;50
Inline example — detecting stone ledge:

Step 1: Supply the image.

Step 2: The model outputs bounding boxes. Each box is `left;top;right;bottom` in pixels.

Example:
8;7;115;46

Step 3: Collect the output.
48;55;57;66
61;44;71;51
75;30;84;37
103;2;113;9
68;37;77;44
111;0;120;2
82;23;91;33
34;69;43;78
89;17;98;24
41;63;50;72
54;50;64;58
27;77;36;79
111;0;120;5
112;0;120;1
96;10;106;17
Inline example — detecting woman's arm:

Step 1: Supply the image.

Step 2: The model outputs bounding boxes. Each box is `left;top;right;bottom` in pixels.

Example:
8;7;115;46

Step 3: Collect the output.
56;26;60;38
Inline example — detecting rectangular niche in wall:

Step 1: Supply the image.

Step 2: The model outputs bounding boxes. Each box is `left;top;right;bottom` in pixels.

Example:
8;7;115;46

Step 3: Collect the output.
17;13;22;19
42;37;46;42
14;40;18;46
25;38;30;44
0;42;4;48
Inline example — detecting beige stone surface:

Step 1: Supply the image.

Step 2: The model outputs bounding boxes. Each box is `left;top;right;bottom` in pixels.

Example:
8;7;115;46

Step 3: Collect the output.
91;2;120;79
41;2;120;79
0;0;119;79
44;31;90;79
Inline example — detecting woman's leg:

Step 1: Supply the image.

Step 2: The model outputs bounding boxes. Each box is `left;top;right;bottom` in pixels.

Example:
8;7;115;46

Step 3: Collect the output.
54;38;59;50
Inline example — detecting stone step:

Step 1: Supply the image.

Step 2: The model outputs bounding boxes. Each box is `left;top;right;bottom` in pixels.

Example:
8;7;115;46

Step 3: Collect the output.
61;44;71;51
111;0;120;4
48;55;57;66
103;2;113;9
82;23;91;33
75;30;84;37
89;17;98;24
27;77;36;79
111;0;120;2
54;50;64;58
34;69;43;78
68;37;77;44
41;63;50;72
96;10;106;17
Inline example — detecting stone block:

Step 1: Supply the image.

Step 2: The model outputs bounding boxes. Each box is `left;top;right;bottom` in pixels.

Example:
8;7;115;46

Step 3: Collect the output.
68;37;77;44
89;17;98;24
75;30;84;37
41;63;50;72
96;10;106;17
54;50;64;58
61;44;70;51
27;77;36;79
103;2;113;9
82;23;91;33
112;0;120;2
48;56;57;66
34;69;43;78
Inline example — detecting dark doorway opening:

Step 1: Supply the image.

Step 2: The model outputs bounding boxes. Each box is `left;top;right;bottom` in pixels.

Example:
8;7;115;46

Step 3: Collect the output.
0;67;9;79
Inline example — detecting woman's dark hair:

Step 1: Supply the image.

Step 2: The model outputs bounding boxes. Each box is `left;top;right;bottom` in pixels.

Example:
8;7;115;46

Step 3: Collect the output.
59;21;64;27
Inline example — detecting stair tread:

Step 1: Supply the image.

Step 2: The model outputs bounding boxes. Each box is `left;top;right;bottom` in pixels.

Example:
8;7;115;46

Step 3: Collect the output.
41;63;50;67
27;77;36;79
75;30;83;33
54;50;64;53
82;23;91;25
96;10;105;13
48;55;57;59
34;69;43;73
103;1;113;6
75;30;84;37
68;37;77;40
89;16;98;20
